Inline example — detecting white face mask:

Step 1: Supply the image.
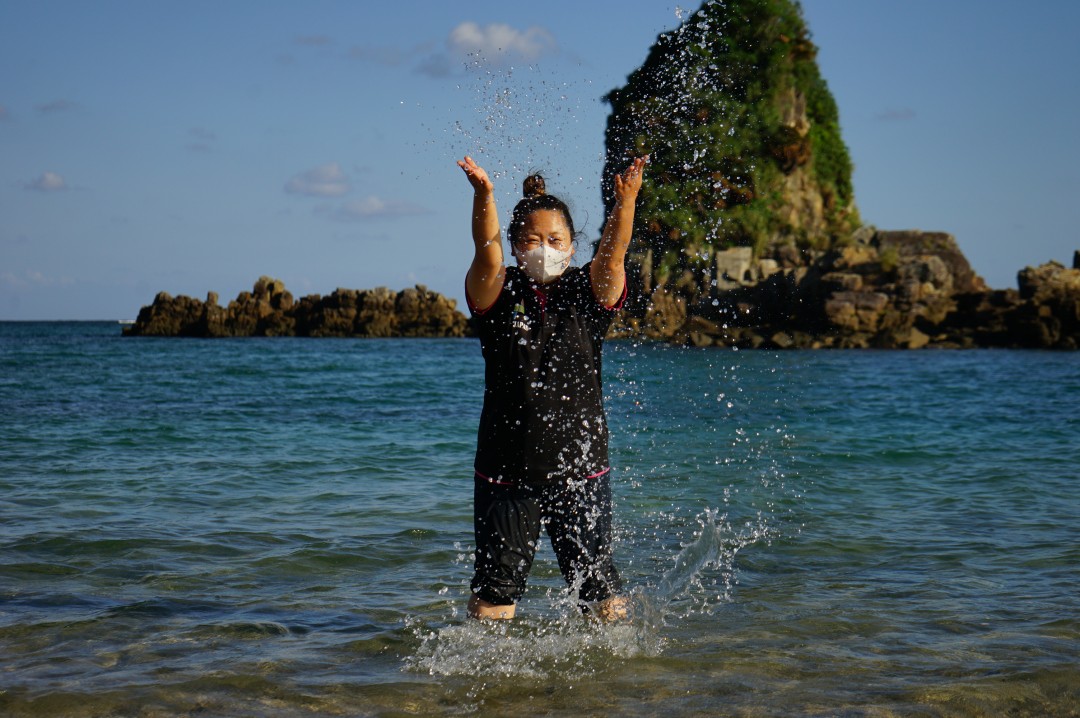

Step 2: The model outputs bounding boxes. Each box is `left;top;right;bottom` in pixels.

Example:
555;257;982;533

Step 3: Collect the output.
514;243;573;283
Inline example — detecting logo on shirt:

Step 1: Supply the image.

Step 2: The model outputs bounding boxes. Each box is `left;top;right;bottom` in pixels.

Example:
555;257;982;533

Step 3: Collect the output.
511;303;530;333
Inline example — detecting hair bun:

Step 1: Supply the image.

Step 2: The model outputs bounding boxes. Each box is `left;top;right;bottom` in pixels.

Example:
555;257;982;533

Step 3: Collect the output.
522;174;546;199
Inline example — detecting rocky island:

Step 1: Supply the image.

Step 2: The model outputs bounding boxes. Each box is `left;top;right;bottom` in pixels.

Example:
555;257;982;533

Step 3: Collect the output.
599;0;1080;349
122;277;470;338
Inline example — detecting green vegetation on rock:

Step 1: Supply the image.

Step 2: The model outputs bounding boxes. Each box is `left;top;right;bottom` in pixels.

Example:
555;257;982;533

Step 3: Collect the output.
602;0;859;282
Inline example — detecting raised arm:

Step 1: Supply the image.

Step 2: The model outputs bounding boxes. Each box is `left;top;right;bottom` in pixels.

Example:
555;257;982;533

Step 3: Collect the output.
458;156;505;310
591;157;646;308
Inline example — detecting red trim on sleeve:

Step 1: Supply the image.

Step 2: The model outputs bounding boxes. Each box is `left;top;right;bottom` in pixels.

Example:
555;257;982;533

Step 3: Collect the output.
593;275;627;312
585;261;628;312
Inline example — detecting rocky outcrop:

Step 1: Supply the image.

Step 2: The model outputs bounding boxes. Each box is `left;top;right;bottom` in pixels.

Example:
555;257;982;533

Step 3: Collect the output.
124;276;471;338
612;230;1080;350
598;0;1079;349
940;257;1080;350
603;0;859;307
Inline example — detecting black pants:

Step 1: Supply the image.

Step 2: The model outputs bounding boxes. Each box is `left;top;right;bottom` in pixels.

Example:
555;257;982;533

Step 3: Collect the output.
471;473;622;607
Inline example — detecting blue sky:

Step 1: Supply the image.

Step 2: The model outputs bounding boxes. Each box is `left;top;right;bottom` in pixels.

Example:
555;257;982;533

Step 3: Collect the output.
2;0;1078;320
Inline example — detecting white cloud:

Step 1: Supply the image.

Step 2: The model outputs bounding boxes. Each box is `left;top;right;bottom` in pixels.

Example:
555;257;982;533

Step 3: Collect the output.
285;163;350;197
328;195;430;221
448;21;556;62
26;171;68;192
415;21;557;78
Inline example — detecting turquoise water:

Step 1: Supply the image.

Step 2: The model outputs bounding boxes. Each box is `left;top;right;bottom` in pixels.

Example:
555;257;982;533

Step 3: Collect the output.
1;321;1077;716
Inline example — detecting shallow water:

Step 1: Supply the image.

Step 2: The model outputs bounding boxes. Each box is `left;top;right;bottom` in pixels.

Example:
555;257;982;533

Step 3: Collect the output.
1;322;1078;716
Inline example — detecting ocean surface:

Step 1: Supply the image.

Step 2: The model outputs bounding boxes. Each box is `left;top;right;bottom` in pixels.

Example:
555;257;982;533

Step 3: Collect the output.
1;321;1077;717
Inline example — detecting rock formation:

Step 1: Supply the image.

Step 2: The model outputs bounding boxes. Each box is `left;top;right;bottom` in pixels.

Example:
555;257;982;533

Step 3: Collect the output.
602;0;858;291
123;276;471;338
610;230;1080;349
600;0;1080;349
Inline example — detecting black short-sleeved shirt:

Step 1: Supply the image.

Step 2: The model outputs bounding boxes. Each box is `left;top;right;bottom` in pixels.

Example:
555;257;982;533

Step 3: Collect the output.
467;261;625;485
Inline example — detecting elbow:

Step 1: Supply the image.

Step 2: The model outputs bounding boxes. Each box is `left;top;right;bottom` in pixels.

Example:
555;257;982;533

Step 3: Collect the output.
595;256;626;279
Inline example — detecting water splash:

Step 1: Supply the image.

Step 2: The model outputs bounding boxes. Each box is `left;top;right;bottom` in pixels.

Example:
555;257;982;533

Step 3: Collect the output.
641;505;775;623
452;54;576;173
608;343;803;622
404;503;773;682
405;588;656;682
448;52;599;237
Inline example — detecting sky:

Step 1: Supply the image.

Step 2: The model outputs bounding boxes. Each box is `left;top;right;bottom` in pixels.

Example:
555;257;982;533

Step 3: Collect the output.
2;0;1078;320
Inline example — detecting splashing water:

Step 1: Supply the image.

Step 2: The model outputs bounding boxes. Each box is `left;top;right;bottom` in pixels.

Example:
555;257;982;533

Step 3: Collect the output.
645;506;773;619
406;345;802;683
609;342;804;625
405;505;779;681
450;53;593;179
406;600;651;683
448;52;603;241
407;533;661;680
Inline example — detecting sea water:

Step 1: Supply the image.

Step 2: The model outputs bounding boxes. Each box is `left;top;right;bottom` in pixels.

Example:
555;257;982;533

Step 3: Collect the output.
1;321;1078;716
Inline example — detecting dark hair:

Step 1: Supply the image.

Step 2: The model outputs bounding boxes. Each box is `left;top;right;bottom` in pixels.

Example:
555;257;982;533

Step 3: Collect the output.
508;174;577;247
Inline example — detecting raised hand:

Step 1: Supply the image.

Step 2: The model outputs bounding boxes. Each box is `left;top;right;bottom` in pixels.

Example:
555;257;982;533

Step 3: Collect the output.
592;156;647;308
461;155;504;309
458;155;494;194
613;156;647;204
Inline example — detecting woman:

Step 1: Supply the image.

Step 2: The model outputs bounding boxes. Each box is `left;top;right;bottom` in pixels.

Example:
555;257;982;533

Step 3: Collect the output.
457;154;645;621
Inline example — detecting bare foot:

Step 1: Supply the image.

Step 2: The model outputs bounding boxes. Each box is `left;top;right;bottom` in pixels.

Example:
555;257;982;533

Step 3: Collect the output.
593;595;630;622
468;594;516;620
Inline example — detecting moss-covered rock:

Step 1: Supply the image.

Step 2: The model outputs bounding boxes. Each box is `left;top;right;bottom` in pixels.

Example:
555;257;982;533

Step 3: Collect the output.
602;0;859;309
